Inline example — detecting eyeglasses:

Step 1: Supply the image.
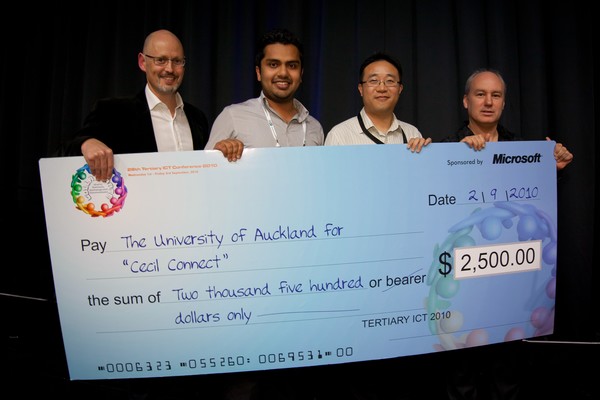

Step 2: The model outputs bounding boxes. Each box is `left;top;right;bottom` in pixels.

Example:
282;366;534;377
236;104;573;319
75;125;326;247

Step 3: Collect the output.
143;54;186;67
361;78;400;87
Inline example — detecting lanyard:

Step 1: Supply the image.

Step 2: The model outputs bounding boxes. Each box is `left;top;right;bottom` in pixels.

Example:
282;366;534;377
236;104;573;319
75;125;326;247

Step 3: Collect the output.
357;112;407;144
261;101;306;147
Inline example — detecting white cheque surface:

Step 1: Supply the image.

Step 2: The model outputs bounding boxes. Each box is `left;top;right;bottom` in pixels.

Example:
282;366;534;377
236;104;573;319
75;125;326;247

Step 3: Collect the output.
39;141;558;380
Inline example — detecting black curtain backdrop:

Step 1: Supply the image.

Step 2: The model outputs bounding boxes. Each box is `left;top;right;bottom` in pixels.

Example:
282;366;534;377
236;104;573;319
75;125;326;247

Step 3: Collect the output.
3;0;597;374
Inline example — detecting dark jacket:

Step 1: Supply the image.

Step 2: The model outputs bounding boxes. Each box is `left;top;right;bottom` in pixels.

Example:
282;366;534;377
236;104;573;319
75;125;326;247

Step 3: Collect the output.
61;90;209;156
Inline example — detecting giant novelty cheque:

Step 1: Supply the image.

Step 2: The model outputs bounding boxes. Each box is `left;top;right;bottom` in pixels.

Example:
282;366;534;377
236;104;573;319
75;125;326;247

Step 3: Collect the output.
39;141;558;380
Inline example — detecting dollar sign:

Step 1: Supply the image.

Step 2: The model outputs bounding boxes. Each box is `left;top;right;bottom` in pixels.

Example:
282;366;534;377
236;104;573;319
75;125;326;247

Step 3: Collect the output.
438;251;452;277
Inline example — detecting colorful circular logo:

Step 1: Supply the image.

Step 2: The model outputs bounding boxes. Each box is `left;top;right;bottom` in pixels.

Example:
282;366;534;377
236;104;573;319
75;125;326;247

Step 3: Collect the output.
70;165;127;217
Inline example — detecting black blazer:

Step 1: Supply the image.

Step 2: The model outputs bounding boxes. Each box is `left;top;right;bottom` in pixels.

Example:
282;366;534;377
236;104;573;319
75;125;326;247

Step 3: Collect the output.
62;90;209;156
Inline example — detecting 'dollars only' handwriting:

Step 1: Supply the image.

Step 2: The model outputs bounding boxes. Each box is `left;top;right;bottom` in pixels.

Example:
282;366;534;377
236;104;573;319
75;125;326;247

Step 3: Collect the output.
175;307;252;325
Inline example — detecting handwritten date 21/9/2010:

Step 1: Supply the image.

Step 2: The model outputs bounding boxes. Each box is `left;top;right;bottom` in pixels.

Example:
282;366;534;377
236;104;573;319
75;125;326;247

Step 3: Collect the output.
428;186;539;206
